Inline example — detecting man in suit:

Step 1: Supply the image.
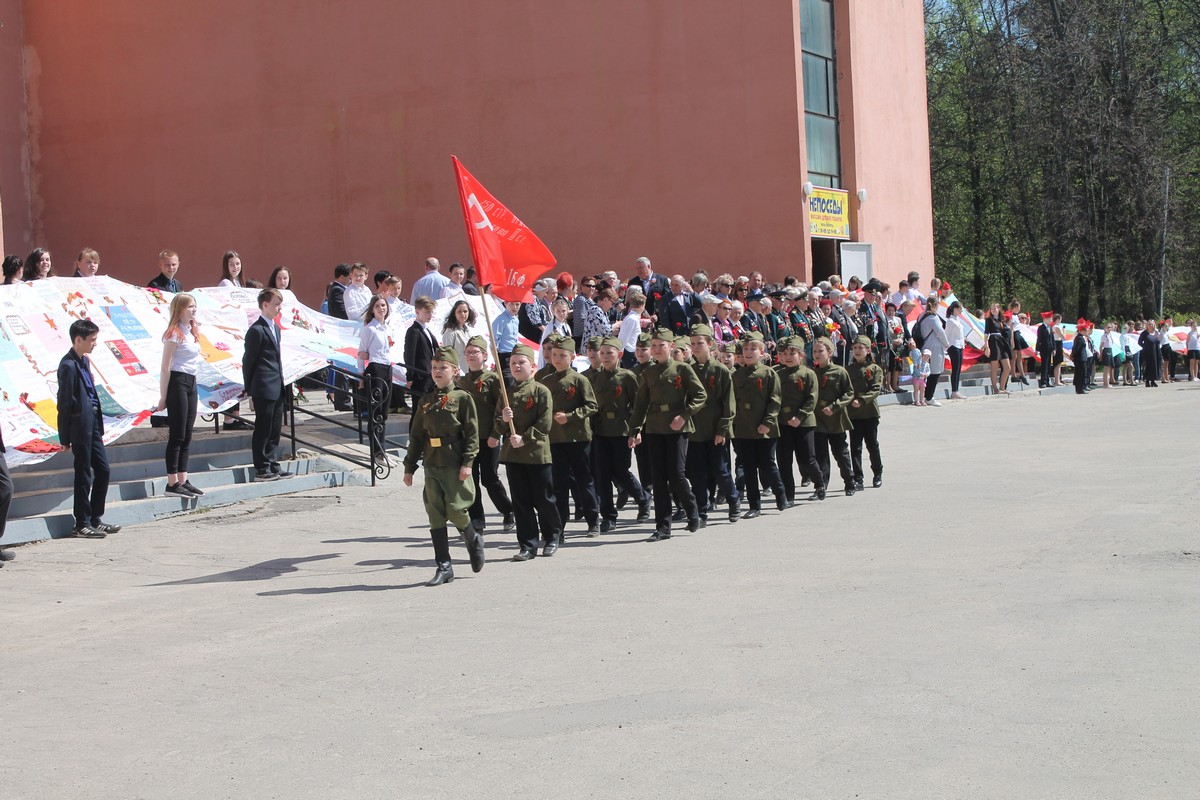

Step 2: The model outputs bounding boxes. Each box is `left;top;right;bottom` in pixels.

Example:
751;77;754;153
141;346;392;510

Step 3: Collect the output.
403;295;439;419
627;257;670;320
57;318;120;538
660;274;694;337
1036;311;1055;387
243;289;288;481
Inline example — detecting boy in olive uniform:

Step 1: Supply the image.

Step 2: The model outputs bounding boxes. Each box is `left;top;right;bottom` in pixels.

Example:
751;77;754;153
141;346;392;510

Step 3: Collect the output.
847;335;885;490
628;331;654;502
629;328;707;541
490;344;562;561
541;337;601;538
730;332;787;518
593;336;651;531
458;336;515;532
775;336;822;502
811;336;856;498
403;346;484;586
535;335;561;382
686;324;739;523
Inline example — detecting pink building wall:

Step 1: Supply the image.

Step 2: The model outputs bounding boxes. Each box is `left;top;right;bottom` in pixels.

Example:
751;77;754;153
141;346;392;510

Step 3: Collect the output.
1;0;932;300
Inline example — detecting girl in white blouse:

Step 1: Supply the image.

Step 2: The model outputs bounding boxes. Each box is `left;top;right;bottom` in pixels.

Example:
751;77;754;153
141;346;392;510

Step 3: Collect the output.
218;251;243;288
156;293;204;497
357;294;394;463
944;301;968;399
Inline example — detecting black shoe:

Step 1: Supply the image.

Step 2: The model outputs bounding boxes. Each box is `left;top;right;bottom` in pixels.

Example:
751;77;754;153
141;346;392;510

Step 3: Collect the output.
599;519;614;533
872;474;883;488
646;529;671;542
0;547;14;562
697;517;708;529
714;490;728;506
687;517;700;532
271;464;293;478
728;504;740;522
844;484;856;497
672;508;686;522
503;513;516;532
254;470;280;482
69;525;106;538
165;482;198;498
742;509;761;520
586;523;600;538
776;496;788;511
808;487;826;501
92;522;121;535
426;562;454;586
181;480;205;497
616;489;629;510
636;503;651;522
542;539;558;557
461;523;485;573
854;481;865;492
223;418;253;431
512;549;536;562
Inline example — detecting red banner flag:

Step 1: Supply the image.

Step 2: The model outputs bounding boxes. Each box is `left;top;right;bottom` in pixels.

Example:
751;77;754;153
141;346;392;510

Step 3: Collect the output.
452;156;556;303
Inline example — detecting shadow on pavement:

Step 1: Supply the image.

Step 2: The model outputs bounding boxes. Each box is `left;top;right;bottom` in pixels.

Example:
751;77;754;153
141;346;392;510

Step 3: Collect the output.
146;554;343;586
256;581;433;595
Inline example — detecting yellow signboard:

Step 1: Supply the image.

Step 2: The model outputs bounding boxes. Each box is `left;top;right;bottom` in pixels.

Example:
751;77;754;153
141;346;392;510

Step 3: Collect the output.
808;186;851;239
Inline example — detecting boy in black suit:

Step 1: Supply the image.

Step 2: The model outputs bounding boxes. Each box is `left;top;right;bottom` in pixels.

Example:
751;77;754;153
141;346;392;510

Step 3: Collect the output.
403;295;438;419
243;289;288;481
1036;311;1055;387
57;318;120;538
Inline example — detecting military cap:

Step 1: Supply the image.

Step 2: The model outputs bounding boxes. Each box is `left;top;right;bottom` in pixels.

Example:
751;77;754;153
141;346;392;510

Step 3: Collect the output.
636;332;652;347
600;336;624;351
650;328;675;343
689;323;714;339
741;331;765;343
746;290;765;302
511;343;537;361
732;340;744;355
814;336;835;353
586;336;603;351
777;336;804;351
854;335;874;348
465;335;489;353
432;346;459;366
550;337;576;353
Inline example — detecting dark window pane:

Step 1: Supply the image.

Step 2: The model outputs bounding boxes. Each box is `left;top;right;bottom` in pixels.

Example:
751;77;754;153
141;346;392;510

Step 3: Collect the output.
805;113;841;179
800;0;834;58
802;53;830;115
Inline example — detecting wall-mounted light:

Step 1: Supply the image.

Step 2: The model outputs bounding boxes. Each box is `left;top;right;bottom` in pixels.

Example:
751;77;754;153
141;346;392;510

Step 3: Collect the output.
857;188;868;204
802;181;814;196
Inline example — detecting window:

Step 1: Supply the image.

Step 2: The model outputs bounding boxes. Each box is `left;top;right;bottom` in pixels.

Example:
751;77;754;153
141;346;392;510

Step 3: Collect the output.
800;0;840;188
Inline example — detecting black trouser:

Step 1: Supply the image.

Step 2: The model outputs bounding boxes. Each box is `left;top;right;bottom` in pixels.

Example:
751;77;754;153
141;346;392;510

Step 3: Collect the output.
0;452;12;541
469;442;513;525
497;352;513;386
732;438;785;511
848;417;882;485
595;435;648;521
644;432;697;528
551;441;599;526
165;371;197;474
686;438;737;518
251;393;285;472
620;352;637;369
70;410;109;527
814;430;853;490
778;424;821;497
924;371;942;402
949;346;965;392
505;461;561;551
1037;348;1053;386
1074;360;1087;392
364;363;392;456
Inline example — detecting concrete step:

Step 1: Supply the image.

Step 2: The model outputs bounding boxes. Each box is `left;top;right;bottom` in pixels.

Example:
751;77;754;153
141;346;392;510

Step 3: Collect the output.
878;377;1072;406
1;457;349;544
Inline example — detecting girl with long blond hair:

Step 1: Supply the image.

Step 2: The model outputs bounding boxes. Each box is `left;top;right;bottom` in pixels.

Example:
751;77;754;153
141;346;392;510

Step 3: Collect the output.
156;293;204;497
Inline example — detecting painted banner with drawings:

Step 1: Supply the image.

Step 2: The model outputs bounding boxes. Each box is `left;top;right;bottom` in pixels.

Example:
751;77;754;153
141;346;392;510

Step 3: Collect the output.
0;277;433;468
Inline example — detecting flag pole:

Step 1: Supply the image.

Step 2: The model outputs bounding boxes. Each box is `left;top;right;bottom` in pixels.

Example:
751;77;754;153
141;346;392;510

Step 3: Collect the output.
479;286;517;437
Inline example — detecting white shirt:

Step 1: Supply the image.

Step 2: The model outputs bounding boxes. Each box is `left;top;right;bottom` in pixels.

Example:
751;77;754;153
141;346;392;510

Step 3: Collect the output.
218;278;241;288
357;318;391;370
344;284;372;322
945;315;966;349
440;281;466;299
165;325;202;375
410;270;452;303
1187;329;1199;350
618;309;642;353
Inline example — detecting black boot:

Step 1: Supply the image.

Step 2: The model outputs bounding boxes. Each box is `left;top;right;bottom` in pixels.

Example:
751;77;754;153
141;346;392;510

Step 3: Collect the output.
636;501;651;522
728;502;740;522
427;528;455;586
459;521;485;573
872;470;883;488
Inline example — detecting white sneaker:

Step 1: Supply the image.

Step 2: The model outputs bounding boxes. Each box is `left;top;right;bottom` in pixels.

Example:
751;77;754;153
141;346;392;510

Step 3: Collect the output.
929;400;943;407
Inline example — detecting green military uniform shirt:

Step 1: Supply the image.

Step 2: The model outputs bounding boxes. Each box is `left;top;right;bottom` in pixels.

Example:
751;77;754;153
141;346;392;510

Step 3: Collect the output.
812;362;854;434
731;362;781;439
630;360;707;436
403;386;480;473
539;367;597;443
493;377;553;464
458;368;505;438
847;360;884;420
592;365;640;438
776;363;818;428
535;362;556;382
688;358;734;442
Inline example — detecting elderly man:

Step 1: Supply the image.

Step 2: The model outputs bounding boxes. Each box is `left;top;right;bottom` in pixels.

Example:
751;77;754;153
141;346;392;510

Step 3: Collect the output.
627;257;670;319
410;257;451;303
747;271;764;292
660;274;694;337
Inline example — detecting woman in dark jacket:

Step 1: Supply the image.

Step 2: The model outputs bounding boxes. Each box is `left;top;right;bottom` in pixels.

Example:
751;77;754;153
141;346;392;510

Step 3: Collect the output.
1139;321;1162;388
